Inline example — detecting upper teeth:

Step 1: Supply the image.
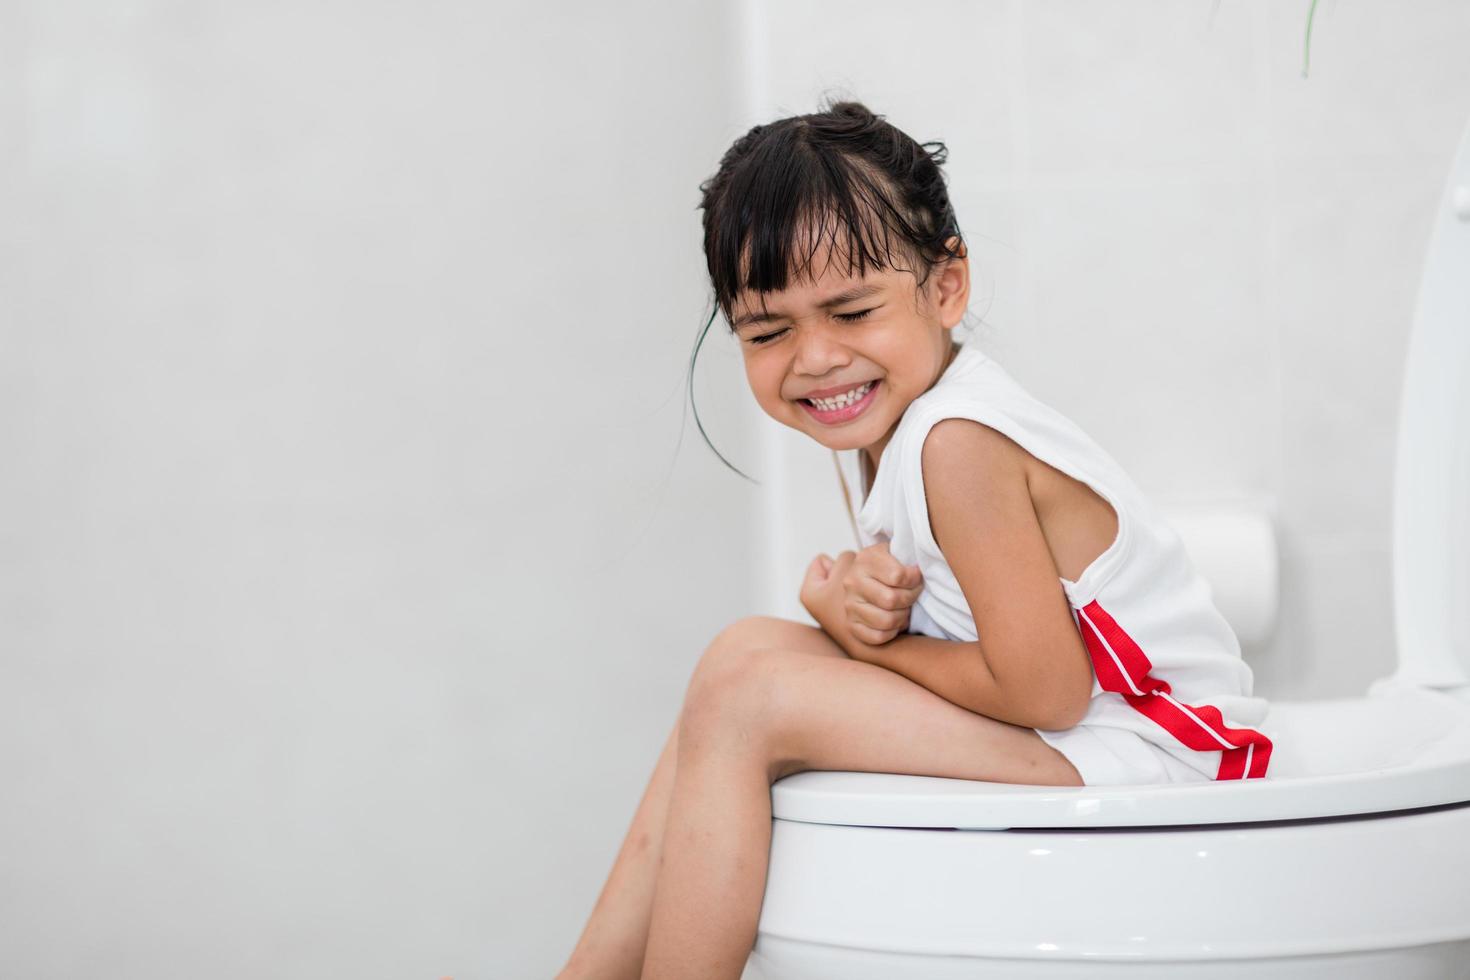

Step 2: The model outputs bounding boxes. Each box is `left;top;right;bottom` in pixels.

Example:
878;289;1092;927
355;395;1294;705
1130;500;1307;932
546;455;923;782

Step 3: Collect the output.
808;381;873;411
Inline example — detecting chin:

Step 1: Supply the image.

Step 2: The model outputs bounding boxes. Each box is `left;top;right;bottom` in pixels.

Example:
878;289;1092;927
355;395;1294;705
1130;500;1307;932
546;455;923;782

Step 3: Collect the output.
795;421;871;452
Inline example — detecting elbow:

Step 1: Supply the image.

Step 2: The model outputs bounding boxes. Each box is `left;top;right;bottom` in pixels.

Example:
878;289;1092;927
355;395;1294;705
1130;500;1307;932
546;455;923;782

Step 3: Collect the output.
1041;696;1090;732
1031;651;1095;731
1031;682;1092;732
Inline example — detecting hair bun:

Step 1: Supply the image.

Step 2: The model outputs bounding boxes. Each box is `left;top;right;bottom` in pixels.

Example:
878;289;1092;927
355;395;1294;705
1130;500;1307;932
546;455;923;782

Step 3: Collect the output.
826;100;879;126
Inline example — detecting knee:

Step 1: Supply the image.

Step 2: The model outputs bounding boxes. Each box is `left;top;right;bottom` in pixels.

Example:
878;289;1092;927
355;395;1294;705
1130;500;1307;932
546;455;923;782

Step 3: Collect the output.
681;617;786;704
679;641;787;747
684;615;801;706
677;616;822;752
705;615;797;659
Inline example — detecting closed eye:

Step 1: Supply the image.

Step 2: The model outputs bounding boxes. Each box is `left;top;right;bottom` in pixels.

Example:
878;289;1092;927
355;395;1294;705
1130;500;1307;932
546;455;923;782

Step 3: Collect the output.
747;308;876;346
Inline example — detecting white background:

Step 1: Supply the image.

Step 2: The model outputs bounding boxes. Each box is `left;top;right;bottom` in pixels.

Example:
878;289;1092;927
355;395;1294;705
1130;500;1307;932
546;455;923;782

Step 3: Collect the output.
2;1;1469;977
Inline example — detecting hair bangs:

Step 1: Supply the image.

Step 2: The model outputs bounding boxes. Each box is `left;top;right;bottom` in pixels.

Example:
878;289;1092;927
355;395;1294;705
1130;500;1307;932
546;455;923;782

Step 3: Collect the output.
708;138;929;326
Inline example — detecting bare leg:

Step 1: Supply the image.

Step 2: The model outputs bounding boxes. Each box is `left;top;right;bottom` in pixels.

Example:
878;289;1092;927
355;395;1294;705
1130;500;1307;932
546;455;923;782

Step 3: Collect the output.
558;618;851;980
557;722;679;980
641;642;1081;979
640;703;780;979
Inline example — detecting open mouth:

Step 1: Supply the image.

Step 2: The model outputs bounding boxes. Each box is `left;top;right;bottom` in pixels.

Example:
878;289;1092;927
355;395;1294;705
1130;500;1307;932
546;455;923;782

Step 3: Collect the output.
798;379;880;424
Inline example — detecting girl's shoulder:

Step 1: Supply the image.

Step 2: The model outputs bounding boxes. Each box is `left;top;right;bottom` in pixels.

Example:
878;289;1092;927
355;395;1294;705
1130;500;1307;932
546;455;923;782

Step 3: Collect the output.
861;346;1027;521
889;345;1018;457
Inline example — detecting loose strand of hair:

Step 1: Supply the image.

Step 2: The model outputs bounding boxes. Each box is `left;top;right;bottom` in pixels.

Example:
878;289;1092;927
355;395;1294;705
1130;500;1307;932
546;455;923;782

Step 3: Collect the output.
687;304;758;483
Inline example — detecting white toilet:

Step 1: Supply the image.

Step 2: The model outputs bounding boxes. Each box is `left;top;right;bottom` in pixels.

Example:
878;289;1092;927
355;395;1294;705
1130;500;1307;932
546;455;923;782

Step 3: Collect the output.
745;116;1470;979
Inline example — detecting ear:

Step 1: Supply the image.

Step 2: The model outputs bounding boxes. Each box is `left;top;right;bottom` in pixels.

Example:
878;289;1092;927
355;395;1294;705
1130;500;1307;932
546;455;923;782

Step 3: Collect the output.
936;236;970;331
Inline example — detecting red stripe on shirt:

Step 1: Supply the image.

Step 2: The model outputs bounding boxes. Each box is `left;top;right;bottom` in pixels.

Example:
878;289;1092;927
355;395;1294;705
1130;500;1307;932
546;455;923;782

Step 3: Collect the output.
1074;600;1272;780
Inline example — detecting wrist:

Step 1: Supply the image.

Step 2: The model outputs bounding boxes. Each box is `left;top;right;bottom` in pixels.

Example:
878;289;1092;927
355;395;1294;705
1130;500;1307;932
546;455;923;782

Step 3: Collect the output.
814;605;855;650
804;600;840;639
832;618;884;663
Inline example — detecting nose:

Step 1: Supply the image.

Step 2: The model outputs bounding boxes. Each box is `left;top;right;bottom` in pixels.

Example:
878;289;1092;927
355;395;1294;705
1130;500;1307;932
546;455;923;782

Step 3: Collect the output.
791;321;852;378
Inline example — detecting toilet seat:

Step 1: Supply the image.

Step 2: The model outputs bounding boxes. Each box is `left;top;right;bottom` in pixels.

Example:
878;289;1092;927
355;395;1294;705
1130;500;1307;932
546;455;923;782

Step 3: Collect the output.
771;687;1470;829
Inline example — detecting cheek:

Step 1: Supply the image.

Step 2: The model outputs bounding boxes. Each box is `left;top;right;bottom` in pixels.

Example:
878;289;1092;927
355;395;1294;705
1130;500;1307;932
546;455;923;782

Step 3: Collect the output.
743;360;787;409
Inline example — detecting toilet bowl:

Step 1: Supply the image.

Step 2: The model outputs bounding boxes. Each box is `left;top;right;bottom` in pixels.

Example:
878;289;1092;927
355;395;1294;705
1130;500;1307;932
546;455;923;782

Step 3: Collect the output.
744;115;1470;979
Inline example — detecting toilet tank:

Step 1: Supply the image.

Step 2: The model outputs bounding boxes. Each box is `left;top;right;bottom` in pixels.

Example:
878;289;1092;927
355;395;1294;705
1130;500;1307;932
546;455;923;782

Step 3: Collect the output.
1389;110;1470;691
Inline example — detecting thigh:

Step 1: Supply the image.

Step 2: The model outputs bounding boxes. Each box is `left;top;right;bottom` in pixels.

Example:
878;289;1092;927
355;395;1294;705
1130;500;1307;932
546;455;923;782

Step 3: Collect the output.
683;643;1082;787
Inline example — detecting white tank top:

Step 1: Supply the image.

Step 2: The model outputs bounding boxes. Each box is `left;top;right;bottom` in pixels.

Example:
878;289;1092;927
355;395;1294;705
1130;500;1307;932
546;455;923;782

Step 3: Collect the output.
853;342;1273;780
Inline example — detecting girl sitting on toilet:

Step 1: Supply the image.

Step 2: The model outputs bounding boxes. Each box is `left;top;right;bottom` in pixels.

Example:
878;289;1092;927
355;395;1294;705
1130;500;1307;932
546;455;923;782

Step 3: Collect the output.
559;97;1272;980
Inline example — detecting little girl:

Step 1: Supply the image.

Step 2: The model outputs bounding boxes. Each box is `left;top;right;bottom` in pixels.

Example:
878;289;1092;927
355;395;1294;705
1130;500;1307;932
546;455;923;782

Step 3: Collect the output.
558;99;1272;980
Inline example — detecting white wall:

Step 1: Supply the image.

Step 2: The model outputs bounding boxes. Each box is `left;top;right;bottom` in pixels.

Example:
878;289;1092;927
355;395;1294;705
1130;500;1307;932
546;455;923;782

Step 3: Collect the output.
3;2;1470;978
0;2;759;978
753;0;1470;701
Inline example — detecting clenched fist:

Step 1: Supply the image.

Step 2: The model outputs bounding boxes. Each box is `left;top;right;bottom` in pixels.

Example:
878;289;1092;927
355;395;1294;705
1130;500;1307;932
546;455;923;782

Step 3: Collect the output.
841;540;923;645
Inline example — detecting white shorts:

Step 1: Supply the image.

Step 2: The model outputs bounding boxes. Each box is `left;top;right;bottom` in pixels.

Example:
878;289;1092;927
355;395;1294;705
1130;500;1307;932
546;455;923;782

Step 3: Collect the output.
1036;724;1213;787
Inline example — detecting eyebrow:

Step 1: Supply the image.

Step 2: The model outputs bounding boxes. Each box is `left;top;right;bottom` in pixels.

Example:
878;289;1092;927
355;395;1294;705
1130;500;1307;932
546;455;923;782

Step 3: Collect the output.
732;283;884;329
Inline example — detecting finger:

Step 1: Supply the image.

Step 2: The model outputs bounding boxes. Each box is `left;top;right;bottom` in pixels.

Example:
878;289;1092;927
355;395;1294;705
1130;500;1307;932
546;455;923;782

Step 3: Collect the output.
848;596;907;632
877;559;923;590
802;555;824;584
855;577;900;611
888;567;924;600
857;577;915;612
852;622;897;646
816;553;834;575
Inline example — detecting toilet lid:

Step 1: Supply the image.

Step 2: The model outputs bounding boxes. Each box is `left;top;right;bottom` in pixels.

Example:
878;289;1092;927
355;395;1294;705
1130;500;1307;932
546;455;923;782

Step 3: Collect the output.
1390;110;1470;688
771;688;1470;829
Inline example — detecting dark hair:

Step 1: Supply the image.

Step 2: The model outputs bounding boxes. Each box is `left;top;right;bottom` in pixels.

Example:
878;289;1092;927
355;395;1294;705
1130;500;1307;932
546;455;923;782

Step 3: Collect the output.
687;98;967;481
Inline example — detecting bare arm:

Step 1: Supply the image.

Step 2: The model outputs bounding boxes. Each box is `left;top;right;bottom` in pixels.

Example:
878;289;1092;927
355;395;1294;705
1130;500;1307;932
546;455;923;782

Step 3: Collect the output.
912;418;1093;730
835;629;1069;729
